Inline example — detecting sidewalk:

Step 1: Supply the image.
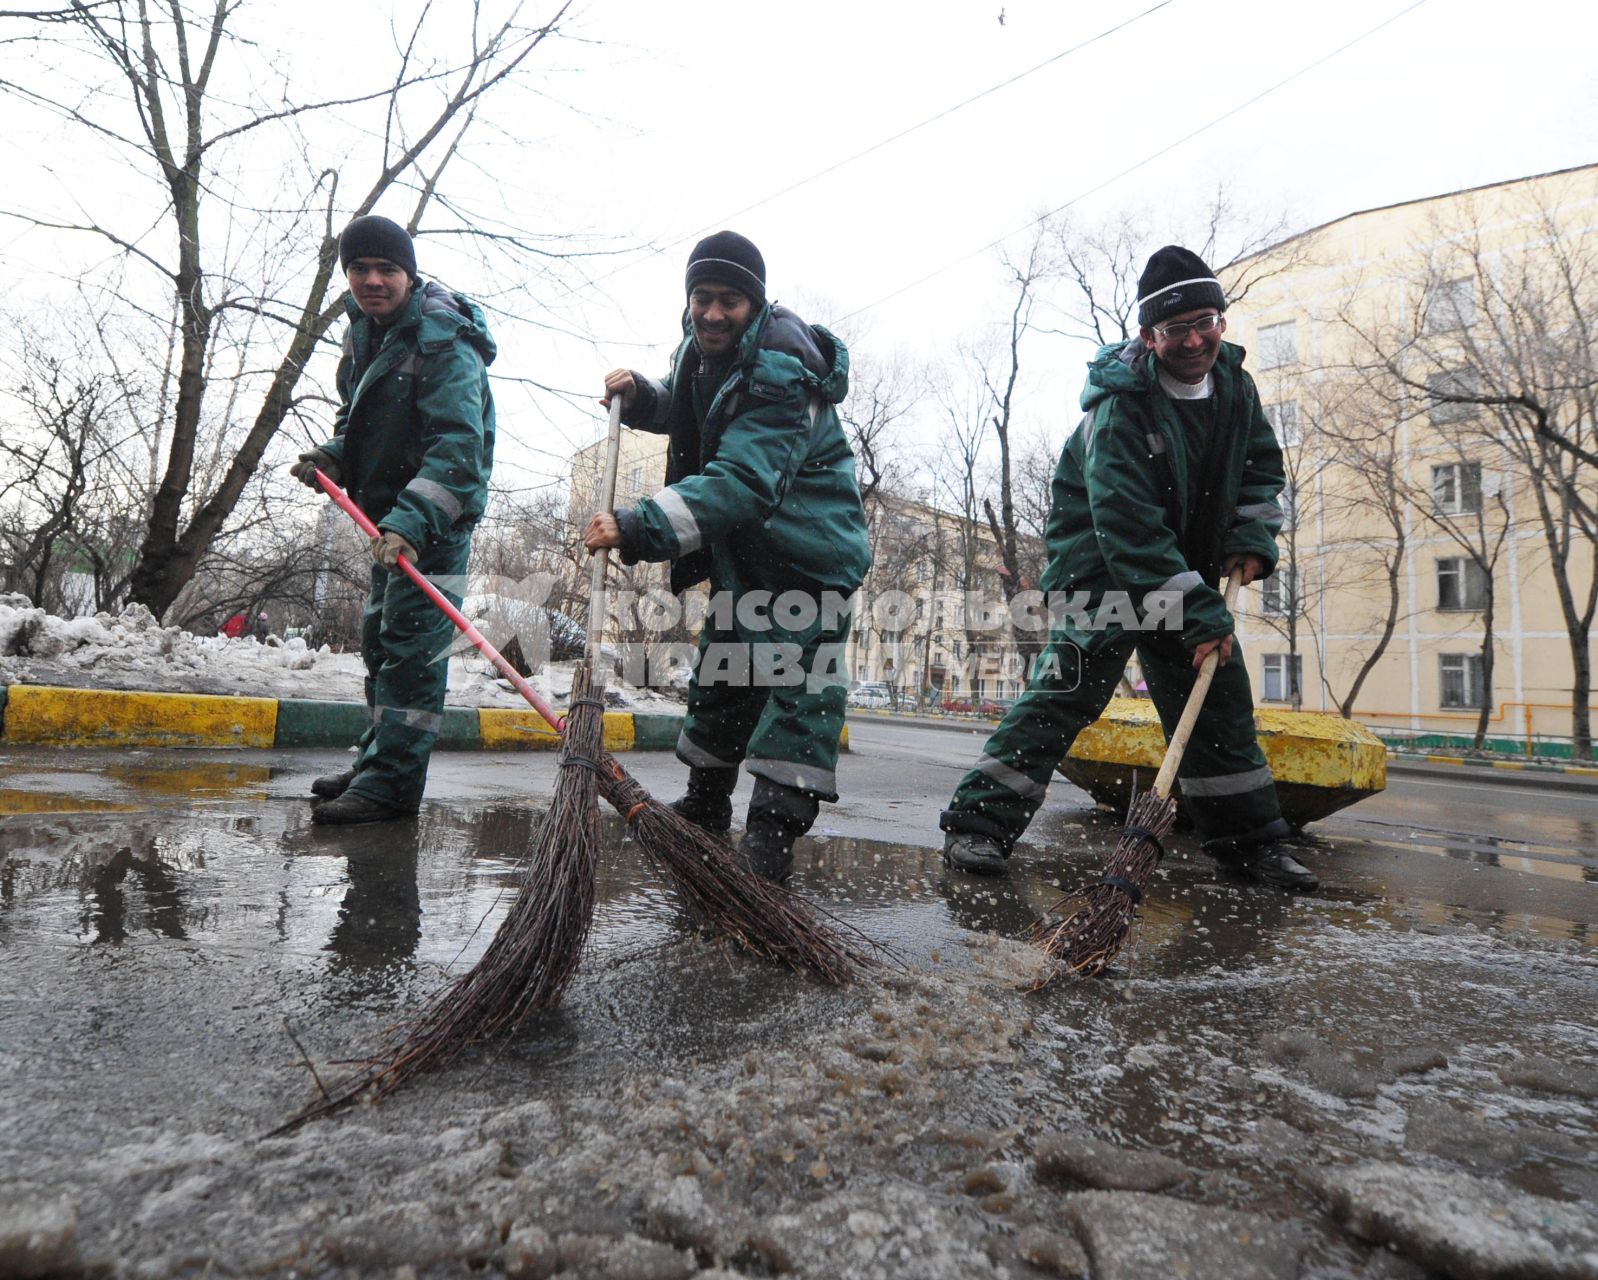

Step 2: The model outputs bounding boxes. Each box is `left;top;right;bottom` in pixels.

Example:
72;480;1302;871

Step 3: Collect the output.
847;705;1598;792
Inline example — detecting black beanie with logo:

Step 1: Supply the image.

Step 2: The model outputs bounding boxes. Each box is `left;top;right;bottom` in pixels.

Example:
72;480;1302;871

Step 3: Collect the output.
338;215;418;281
1136;245;1226;328
685;230;766;307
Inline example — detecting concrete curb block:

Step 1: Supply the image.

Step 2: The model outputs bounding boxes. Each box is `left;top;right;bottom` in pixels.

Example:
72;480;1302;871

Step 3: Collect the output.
1385;749;1598;786
0;684;849;755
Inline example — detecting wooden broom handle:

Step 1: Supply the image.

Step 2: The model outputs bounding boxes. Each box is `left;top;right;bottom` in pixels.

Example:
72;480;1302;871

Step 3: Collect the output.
1152;567;1246;799
585;397;625;680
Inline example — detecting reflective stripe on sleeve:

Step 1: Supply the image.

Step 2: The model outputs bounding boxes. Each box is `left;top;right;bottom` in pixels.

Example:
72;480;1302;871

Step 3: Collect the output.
404;477;464;523
1160;569;1205;595
652;488;703;555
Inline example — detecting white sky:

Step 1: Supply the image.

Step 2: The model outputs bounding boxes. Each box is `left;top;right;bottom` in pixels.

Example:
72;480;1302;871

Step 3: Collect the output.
476;0;1598;485
6;0;1598;496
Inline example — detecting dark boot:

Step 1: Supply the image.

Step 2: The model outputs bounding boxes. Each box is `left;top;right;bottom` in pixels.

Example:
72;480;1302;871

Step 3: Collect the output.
311;792;415;826
942;832;1009;877
668;766;738;835
310;766;358;799
737;777;820;884
1208;840;1319;893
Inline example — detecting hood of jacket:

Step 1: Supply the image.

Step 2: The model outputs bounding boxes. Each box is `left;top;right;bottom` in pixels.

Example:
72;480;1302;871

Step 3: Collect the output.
345;280;497;366
677;302;849;406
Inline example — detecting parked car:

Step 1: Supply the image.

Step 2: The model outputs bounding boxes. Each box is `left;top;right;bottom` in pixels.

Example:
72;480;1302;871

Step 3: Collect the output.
978;697;1016;718
848;682;892;710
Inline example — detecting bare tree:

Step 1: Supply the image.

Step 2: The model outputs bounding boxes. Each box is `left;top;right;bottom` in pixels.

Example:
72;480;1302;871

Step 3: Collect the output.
0;0;577;618
1311;377;1414;718
0;314;153;612
1041;187;1305;349
1344;194;1598;757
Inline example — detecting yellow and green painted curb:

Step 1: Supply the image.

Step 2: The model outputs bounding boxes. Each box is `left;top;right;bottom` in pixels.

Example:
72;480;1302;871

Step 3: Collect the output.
0;683;847;754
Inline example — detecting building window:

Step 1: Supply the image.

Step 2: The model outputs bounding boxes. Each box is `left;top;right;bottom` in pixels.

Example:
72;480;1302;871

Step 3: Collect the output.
1437;557;1488;611
1267;400;1300;446
1432;462;1482;515
1262;653;1301;702
1260;566;1294;616
1257;322;1298;370
1426;369;1480;424
1425;277;1476;333
1439;653;1484;709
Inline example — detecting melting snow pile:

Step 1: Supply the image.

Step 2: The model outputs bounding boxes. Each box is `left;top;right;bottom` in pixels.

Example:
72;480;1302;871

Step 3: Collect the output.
0;593;681;711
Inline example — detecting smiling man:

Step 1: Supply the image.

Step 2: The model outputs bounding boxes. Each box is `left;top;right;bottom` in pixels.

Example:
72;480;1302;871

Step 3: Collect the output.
938;245;1317;892
582;231;871;883
290;214;496;825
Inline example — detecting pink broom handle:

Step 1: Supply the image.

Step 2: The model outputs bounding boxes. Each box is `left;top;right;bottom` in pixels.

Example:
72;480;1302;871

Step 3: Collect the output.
314;468;566;734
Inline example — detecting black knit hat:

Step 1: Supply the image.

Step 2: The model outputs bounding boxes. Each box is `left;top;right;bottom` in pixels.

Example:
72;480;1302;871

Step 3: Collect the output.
339;215;417;280
685;230;766;306
1136;245;1226;328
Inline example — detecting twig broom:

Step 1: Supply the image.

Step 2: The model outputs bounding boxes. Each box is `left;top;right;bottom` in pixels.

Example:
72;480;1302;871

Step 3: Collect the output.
277;415;865;1130
1029;568;1245;981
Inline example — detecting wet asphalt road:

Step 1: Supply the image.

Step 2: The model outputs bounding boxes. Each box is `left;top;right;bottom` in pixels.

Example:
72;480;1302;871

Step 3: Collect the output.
1;723;1595;1277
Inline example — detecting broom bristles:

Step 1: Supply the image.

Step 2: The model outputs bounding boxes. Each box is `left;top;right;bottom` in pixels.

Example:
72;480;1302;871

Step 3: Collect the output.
272;668;605;1134
596;752;875;985
1028;789;1178;984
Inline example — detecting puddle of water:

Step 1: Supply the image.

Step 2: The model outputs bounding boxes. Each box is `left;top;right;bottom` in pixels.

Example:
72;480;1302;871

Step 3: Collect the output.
3;782;1596;1279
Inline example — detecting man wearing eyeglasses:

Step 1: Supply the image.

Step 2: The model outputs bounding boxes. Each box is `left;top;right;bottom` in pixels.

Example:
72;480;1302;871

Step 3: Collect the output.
939;245;1316;892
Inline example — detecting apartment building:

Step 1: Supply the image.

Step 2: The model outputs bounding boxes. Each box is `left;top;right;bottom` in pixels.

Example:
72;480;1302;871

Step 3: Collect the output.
1225;164;1598;753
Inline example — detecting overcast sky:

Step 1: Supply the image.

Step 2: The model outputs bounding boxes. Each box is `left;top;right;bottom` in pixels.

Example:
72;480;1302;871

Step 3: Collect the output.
487;0;1598;482
7;0;1598;493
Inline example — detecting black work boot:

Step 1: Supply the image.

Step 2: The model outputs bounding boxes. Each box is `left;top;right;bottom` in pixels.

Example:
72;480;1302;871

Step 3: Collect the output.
311;792;415;826
942;832;1009;877
1211;841;1319;893
668;766;738;835
310;766;358;799
737;777;820;884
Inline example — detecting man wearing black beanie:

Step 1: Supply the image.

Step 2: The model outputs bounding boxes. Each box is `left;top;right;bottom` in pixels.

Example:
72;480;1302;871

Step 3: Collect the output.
580;231;871;885
288;214;497;824
940;244;1317;892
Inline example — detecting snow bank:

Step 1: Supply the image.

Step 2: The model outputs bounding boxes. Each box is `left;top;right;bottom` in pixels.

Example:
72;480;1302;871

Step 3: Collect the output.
0;594;683;712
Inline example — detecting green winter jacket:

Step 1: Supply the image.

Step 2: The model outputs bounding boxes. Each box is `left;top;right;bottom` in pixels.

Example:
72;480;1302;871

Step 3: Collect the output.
1044;338;1284;653
317;280;497;550
616;304;871;597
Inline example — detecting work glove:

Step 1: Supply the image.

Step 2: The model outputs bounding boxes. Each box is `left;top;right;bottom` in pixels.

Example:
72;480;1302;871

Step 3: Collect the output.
370;530;418;572
290;448;340;488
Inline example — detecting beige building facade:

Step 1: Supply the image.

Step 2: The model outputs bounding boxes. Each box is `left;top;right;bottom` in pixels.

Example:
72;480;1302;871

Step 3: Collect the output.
1225;165;1598;754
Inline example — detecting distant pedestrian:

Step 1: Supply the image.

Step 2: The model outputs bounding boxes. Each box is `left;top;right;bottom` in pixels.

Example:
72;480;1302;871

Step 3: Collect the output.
253;612;270;642
220;612;248;639
290;214;497;825
581;231;871;882
938;245;1317;892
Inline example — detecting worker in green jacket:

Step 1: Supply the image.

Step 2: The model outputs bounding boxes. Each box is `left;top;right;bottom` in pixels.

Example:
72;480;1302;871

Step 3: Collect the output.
583;231;871;882
290;214;496;824
940;245;1317;892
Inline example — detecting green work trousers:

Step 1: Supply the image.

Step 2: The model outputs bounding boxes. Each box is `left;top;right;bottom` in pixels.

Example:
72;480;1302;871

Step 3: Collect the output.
942;630;1288;853
675;590;851;801
346;529;473;813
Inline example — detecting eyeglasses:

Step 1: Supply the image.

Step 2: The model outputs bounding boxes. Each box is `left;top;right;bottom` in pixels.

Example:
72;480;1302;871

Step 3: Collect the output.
1152;313;1224;341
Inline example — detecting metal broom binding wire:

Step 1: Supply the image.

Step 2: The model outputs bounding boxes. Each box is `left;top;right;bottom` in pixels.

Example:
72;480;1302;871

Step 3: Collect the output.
1029;568;1245;982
